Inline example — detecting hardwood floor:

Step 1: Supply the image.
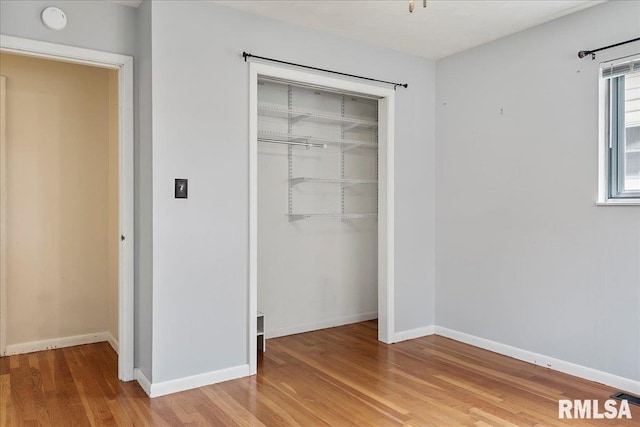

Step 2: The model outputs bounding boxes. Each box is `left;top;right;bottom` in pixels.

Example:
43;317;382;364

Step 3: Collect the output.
1;321;638;426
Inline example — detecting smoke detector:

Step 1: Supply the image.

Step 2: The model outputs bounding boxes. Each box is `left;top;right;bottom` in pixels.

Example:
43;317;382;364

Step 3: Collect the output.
41;7;67;31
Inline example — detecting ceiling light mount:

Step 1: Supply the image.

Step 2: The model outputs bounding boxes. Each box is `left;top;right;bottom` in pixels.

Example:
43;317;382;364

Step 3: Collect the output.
409;0;427;13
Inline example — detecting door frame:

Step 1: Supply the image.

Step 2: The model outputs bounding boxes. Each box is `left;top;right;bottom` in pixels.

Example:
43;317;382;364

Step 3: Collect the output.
0;35;135;381
248;62;396;375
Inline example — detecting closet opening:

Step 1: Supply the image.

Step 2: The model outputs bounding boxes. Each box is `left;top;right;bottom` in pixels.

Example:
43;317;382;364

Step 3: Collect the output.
249;63;396;374
0;36;134;381
0;52;118;362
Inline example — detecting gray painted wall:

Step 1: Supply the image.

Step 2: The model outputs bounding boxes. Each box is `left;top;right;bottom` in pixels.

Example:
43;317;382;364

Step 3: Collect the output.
0;0;136;56
136;0;153;380
436;0;640;381
149;1;436;383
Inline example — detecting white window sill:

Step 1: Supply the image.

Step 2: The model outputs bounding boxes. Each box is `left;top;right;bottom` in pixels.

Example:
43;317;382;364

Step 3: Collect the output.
596;199;640;206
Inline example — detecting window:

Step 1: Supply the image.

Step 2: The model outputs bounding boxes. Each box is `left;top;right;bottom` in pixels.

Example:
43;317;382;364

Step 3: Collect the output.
602;57;640;200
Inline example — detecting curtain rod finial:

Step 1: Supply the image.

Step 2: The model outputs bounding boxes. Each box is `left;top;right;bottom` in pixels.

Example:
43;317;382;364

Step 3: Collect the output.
577;50;596;60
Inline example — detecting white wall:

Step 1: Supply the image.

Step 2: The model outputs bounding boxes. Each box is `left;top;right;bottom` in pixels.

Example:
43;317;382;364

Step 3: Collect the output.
257;81;378;337
149;0;436;384
436;0;640;382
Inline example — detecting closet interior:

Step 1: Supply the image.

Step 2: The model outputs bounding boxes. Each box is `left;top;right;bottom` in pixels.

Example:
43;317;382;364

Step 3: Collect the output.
257;77;380;343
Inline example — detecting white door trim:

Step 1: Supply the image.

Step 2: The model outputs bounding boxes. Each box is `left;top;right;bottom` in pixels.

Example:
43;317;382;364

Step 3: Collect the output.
0;35;135;381
0;76;6;358
248;62;396;375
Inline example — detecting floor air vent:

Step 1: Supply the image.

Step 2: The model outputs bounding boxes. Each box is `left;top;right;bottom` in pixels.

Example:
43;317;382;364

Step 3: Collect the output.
611;392;640;407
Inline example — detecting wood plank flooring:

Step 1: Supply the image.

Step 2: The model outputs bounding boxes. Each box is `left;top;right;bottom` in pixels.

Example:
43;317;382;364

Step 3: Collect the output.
1;321;638;426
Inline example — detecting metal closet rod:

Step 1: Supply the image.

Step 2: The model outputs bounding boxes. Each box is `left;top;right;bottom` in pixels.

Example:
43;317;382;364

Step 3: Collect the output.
243;51;408;90
258;137;327;149
578;37;640;60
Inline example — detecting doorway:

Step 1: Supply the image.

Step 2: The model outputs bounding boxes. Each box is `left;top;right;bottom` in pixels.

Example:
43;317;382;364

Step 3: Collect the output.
248;63;396;375
0;35;134;381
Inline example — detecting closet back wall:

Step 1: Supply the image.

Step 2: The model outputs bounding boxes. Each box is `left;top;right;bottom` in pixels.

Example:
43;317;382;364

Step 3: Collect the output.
1;53;118;350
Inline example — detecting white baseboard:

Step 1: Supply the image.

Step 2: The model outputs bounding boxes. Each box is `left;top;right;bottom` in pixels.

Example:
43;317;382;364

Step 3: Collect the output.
2;332;111;356
393;325;435;343
107;333;119;354
145;364;250;398
134;368;152;396
265;311;378;339
435;326;640;395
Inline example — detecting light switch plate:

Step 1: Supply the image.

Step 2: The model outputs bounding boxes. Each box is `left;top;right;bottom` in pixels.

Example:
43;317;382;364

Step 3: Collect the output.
175;179;188;199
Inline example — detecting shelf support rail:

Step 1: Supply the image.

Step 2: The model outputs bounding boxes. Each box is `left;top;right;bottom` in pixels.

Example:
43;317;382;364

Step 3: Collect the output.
258;138;326;149
243;51;408;90
340;95;346;216
288;85;294;216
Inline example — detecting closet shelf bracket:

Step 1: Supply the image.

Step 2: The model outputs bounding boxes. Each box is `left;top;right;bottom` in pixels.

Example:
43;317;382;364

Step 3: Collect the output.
288;213;378;222
289;177;378;187
342;143;368;153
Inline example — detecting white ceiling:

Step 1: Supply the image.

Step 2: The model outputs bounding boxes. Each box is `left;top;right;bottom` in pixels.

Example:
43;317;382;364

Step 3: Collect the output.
111;0;142;7
217;0;606;59
111;0;606;59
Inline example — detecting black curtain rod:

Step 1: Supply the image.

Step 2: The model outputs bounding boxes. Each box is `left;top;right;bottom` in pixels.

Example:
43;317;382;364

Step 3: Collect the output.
578;37;640;60
242;52;408;90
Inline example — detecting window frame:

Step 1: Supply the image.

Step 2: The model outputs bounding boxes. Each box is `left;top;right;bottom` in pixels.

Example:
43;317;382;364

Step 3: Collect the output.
598;54;640;205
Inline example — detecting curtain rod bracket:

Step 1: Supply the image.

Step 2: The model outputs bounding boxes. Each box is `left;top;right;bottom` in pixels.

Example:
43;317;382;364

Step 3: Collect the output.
242;51;408;89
